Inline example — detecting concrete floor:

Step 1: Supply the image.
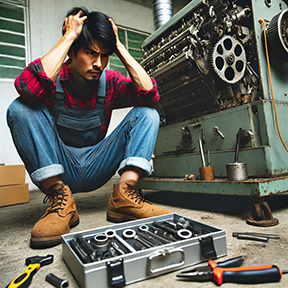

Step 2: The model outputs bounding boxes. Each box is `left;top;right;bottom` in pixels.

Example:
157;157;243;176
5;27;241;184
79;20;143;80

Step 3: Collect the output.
1;177;288;288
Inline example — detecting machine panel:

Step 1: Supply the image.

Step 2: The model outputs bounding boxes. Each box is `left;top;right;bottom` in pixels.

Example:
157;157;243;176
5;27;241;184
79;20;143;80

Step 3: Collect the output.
141;0;288;178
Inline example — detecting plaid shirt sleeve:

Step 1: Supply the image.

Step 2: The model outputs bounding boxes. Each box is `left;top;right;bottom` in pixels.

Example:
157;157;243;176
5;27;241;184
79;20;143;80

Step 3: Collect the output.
14;58;56;103
105;70;160;110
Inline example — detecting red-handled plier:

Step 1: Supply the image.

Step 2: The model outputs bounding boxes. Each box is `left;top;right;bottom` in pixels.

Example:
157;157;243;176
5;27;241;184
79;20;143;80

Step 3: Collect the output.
177;256;288;285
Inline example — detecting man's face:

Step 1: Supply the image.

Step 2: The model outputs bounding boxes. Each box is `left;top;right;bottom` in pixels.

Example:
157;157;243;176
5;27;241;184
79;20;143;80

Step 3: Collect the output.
68;38;109;85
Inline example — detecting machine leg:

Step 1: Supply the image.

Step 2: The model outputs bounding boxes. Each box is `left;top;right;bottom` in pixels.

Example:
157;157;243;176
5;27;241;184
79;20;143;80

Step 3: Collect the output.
246;199;279;227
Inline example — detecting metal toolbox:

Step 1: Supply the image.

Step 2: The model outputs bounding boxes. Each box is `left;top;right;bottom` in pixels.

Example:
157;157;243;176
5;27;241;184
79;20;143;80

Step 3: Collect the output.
62;213;227;287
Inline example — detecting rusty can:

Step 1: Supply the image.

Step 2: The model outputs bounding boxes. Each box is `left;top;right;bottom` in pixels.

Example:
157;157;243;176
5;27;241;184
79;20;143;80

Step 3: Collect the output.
199;166;214;180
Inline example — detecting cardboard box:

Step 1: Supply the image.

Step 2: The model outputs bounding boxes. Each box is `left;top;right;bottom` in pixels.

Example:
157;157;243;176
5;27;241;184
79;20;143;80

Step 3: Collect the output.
0;165;26;186
0;183;29;207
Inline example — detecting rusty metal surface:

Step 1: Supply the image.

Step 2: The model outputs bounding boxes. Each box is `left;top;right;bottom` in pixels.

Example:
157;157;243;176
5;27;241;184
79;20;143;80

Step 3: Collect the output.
142;175;288;183
247;200;279;227
138;175;288;197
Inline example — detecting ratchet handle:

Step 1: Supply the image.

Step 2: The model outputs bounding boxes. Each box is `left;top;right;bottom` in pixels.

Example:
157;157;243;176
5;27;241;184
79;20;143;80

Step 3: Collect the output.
6;263;40;288
213;265;282;285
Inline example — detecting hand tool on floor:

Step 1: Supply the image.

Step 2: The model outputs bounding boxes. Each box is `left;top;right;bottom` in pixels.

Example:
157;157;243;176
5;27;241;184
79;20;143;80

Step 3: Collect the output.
6;254;54;288
177;256;288;285
234;234;269;242
232;231;280;242
45;273;69;288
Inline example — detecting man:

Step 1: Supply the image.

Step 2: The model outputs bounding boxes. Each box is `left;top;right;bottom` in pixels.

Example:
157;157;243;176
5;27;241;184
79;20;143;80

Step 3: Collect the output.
7;7;170;249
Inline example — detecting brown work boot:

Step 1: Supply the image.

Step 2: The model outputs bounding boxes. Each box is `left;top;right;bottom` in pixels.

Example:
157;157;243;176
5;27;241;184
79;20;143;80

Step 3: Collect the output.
107;180;171;222
30;183;79;248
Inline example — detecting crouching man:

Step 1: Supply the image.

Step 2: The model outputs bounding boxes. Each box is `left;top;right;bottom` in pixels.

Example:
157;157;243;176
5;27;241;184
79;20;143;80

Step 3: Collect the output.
7;7;170;248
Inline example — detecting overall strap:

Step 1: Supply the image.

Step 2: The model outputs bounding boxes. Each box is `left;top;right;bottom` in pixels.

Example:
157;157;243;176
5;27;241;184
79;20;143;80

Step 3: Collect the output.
55;76;64;93
97;70;106;105
54;76;65;106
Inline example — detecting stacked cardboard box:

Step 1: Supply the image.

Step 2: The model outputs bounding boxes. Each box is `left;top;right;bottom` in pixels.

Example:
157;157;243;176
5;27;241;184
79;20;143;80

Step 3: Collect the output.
0;164;29;207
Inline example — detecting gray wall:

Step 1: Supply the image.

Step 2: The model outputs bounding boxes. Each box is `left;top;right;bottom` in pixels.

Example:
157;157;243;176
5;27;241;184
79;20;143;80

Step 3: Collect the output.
1;0;189;189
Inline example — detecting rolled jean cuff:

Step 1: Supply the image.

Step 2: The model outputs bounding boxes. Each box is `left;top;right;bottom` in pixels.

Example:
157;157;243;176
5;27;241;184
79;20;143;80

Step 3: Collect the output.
118;157;152;176
31;164;64;184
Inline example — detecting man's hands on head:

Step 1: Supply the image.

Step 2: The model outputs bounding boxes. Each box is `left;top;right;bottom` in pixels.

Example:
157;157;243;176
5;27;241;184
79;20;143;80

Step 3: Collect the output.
108;18;153;90
63;11;87;42
109;18;125;58
109;18;120;47
41;11;87;82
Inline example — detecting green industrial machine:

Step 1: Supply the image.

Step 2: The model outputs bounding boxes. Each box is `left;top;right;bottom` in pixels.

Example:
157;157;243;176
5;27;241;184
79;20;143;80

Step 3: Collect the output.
139;0;288;225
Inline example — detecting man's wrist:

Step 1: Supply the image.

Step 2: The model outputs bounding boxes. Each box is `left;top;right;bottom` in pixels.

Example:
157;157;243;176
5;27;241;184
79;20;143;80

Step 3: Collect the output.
63;33;78;44
115;42;126;56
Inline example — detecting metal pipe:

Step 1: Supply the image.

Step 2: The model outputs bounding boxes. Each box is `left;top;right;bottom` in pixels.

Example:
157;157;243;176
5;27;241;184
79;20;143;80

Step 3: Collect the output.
153;0;173;30
198;138;206;167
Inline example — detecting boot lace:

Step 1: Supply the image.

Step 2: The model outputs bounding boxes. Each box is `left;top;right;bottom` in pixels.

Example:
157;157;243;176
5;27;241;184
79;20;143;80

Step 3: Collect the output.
125;183;151;205
43;184;68;214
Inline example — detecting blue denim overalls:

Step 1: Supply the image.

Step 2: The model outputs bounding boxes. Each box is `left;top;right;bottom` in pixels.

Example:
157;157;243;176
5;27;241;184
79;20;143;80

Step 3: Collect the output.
53;71;106;148
7;70;159;193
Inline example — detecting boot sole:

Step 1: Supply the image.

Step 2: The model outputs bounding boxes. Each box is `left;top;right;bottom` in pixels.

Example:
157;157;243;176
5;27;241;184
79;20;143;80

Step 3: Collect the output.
30;217;80;249
106;210;138;223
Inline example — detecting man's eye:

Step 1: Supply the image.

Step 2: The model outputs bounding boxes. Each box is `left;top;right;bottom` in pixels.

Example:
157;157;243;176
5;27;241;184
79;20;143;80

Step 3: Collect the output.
86;51;97;56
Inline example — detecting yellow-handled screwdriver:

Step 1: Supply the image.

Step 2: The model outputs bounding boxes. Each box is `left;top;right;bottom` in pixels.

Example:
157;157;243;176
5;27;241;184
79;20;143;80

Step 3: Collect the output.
6;255;54;288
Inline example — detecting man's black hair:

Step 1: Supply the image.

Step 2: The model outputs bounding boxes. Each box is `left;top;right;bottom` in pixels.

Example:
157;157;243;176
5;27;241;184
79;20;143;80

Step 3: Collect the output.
63;7;116;56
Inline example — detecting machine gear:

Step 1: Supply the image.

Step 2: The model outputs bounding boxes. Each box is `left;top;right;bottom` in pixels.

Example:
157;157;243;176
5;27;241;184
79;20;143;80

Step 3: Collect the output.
211;35;246;84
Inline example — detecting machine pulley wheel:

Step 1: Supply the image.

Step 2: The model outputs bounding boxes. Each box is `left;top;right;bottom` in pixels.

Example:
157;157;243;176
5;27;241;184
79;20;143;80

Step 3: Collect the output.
211;35;246;84
267;9;288;62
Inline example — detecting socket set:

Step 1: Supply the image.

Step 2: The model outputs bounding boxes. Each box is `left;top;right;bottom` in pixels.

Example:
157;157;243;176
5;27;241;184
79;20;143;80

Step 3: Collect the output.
62;214;227;287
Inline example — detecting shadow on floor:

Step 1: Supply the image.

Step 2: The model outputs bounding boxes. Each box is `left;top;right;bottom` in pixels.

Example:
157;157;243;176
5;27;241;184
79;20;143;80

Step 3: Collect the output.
143;190;288;217
73;192;109;214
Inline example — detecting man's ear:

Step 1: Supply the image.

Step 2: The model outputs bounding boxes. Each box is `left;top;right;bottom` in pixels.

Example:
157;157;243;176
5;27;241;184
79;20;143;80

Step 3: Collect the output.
68;48;75;59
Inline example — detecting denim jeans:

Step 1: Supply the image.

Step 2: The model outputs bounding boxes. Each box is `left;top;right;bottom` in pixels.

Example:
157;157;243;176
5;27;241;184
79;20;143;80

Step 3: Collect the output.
7;97;159;193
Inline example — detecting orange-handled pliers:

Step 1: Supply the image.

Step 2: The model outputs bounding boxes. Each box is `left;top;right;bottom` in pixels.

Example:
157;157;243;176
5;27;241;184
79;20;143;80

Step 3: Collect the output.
177;256;288;285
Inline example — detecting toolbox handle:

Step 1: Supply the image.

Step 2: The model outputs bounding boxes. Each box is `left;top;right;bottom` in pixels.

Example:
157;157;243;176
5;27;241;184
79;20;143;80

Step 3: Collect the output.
148;248;185;274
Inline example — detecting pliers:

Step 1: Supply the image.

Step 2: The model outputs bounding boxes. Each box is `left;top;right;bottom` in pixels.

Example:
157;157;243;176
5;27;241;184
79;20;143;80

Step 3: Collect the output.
177;256;288;285
6;255;54;288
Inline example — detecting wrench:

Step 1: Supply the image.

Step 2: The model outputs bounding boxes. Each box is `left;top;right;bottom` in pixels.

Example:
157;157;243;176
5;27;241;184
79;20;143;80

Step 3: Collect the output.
105;229;136;253
122;229;154;248
138;224;172;244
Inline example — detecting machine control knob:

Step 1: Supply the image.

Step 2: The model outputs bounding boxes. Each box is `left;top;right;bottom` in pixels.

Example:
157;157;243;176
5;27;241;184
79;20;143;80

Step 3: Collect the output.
213;126;225;139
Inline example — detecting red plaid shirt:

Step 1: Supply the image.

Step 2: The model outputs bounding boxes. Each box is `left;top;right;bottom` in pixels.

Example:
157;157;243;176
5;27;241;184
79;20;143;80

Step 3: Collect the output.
14;58;160;140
